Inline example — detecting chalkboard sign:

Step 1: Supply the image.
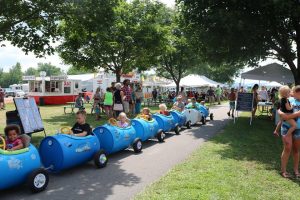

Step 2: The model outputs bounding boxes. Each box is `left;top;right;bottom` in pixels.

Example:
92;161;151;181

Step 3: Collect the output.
14;98;44;134
236;92;254;112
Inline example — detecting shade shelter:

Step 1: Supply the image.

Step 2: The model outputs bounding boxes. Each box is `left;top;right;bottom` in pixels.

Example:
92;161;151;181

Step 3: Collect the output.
165;74;224;88
241;63;294;84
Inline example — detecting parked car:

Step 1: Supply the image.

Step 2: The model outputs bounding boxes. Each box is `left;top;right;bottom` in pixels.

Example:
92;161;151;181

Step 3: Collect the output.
4;88;15;97
15;90;25;97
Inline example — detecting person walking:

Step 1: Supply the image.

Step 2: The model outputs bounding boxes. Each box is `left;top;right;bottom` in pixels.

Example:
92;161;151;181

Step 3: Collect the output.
252;84;259;118
103;87;113;118
134;85;144;114
113;83;125;118
178;87;187;104
215;85;222;105
121;79;132;115
93;88;102;120
0;86;5;110
152;88;158;103
207;87;215;105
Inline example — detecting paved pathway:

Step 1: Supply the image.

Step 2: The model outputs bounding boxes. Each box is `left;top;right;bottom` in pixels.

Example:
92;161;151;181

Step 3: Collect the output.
1;104;230;200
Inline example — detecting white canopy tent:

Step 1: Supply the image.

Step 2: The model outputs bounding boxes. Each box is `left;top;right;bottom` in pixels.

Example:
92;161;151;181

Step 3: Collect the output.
241;63;294;84
165;74;224;88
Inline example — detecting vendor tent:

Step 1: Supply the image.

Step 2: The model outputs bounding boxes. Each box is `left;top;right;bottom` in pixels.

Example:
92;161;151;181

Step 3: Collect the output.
241;63;294;83
165;74;224;88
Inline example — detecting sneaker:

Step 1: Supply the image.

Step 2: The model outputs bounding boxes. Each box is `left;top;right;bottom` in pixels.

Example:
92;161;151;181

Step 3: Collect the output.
227;112;230;117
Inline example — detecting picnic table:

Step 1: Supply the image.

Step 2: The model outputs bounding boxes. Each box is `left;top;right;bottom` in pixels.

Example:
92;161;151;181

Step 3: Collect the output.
257;101;273;116
64;102;76;114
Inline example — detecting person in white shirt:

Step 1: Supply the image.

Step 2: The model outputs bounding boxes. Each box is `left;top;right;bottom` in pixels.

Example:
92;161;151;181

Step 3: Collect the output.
258;86;269;102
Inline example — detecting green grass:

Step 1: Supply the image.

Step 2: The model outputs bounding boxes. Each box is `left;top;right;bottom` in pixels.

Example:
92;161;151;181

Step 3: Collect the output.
0;103;160;147
135;114;300;200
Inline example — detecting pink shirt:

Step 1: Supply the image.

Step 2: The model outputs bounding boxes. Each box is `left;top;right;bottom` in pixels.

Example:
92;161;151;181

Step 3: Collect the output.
6;138;22;150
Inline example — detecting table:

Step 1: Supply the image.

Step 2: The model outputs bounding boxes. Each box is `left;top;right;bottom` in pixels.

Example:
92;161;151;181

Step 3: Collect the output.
257;101;273;116
64;102;76;114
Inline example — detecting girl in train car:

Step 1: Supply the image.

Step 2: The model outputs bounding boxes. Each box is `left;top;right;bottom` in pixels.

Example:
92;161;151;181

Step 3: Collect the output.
117;112;130;128
5;125;24;151
141;107;152;121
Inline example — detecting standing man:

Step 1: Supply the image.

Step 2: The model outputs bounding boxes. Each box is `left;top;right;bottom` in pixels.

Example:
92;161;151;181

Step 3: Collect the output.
207;87;215;105
122;79;132;115
152;88;158;103
0;86;5;110
215;85;222;105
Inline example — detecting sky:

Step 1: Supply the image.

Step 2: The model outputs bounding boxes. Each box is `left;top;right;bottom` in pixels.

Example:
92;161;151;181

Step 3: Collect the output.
0;0;176;73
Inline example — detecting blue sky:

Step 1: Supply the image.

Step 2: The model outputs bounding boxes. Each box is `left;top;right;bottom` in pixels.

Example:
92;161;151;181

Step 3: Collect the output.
0;0;175;72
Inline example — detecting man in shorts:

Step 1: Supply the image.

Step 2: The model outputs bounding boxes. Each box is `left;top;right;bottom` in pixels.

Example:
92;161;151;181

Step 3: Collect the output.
122;79;132;114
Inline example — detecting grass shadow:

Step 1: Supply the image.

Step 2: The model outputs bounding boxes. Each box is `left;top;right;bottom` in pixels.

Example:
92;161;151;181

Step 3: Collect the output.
210;114;300;183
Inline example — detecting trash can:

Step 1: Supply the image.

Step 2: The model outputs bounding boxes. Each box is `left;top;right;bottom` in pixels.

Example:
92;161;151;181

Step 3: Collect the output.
39;97;45;106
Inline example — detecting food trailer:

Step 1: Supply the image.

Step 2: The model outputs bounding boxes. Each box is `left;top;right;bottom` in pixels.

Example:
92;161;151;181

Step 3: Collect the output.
24;74;82;105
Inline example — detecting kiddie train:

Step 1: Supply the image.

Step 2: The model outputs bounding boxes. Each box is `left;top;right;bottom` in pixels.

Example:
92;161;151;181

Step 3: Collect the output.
0;104;212;193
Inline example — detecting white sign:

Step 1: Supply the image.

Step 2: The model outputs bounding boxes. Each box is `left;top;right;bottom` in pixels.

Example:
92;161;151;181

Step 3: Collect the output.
23;76;36;81
50;76;67;81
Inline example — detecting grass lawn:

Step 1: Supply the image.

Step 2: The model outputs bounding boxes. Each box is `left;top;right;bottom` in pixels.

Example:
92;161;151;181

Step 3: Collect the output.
135;114;300;200
0;102;160;147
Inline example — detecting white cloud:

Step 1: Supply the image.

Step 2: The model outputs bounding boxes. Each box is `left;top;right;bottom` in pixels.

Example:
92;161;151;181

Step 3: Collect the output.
0;42;70;72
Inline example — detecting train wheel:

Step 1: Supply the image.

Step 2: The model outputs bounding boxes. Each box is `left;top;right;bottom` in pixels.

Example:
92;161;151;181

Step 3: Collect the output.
201;117;206;125
94;150;108;168
175;125;180;135
157;130;165;142
133;139;143;153
27;168;49;193
186;121;192;129
210;113;214;121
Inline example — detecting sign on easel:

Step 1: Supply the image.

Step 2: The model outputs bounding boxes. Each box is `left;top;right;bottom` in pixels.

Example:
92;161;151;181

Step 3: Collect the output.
234;92;254;125
13;97;45;135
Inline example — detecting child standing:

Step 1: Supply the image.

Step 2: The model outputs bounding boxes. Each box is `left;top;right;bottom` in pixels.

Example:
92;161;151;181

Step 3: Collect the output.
5;125;24;151
227;88;237;118
274;86;297;137
71;110;91;137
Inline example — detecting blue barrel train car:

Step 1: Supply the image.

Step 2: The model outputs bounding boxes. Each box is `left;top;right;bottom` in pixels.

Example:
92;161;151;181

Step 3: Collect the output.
198;105;214;124
0;136;49;193
93;122;142;154
152;113;180;135
170;110;191;129
131;117;165;142
39;133;107;173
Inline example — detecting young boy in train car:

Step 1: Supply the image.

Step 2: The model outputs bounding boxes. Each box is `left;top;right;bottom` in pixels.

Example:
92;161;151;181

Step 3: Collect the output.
71;110;92;137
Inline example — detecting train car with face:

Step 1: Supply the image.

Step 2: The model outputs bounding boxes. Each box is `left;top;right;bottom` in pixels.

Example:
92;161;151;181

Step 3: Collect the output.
39;132;107;173
0;136;49;193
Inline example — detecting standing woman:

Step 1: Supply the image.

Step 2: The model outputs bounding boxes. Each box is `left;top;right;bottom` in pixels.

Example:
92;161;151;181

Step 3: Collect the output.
103;87;113;118
135;85;144;114
93;88;102;120
252;84;259;118
113;83;125;118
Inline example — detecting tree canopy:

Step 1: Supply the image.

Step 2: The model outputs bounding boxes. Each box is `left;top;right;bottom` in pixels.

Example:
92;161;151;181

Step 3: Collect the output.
179;0;300;84
156;10;201;94
0;0;68;56
0;62;22;87
58;0;168;82
24;63;62;76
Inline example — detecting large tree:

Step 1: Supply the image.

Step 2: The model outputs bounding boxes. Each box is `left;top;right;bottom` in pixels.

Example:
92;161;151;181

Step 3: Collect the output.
58;0;167;82
156;11;201;94
0;0;68;56
179;0;300;84
188;63;242;84
0;62;23;87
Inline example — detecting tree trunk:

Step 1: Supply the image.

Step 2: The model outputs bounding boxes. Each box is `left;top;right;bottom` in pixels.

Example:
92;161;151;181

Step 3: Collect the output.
115;68;121;83
175;81;180;96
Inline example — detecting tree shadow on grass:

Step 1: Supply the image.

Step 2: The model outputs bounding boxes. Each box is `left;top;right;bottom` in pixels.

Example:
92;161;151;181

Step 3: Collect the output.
0;152;141;200
210;115;300;183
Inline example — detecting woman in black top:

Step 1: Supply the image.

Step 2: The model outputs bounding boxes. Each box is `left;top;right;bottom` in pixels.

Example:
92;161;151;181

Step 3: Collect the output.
113;83;125;117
